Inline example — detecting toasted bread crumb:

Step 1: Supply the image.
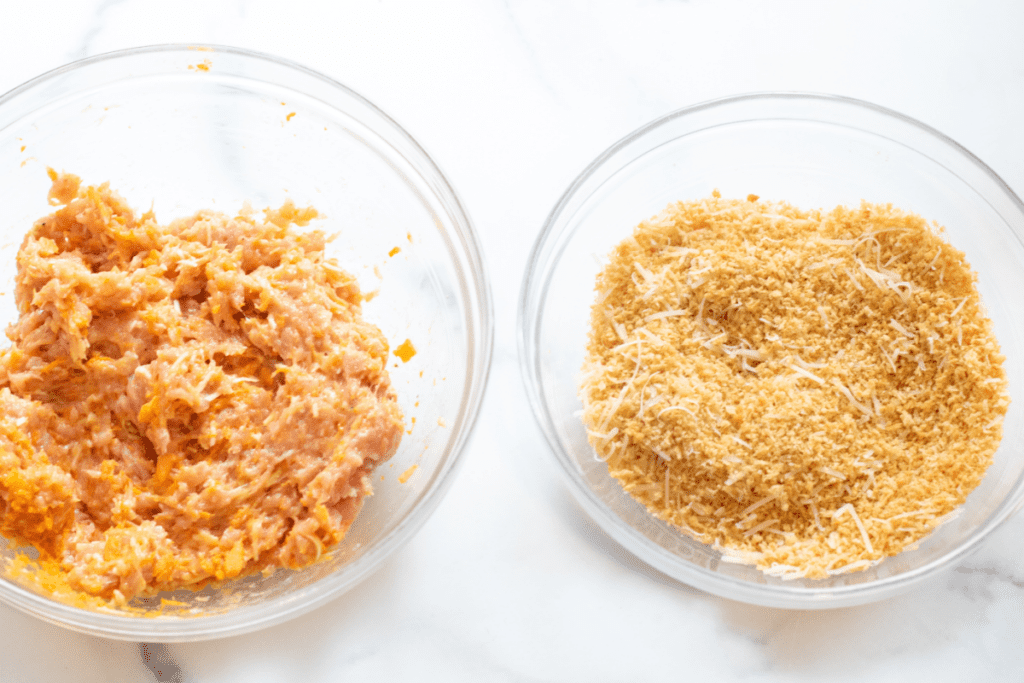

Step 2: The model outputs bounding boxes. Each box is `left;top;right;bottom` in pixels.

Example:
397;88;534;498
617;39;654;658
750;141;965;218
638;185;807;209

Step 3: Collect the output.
580;195;1008;578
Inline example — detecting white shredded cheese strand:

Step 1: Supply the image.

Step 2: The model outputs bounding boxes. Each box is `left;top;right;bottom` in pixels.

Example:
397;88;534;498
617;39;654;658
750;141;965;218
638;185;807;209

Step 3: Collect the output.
833;504;874;554
634;261;656;283
644;309;688;322
889;318;915;338
741;495;776;516
731;435;753;450
878;343;897;373
829;559;872;575
818;467;847;480
789;364;825;385
832;379;874;417
664;464;671;505
743;518;780;538
657;404;698;419
596;341;642;432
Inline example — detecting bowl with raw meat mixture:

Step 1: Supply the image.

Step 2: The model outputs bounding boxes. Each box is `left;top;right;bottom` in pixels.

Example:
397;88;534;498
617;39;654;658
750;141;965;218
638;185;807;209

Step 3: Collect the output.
0;45;492;640
519;93;1024;608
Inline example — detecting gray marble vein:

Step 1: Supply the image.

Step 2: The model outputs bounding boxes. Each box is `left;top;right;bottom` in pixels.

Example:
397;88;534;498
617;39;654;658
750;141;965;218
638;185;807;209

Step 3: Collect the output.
140;643;188;683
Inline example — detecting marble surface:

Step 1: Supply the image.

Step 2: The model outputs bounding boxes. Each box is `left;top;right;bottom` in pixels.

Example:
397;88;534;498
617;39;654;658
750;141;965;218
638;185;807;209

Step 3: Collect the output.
2;1;1023;681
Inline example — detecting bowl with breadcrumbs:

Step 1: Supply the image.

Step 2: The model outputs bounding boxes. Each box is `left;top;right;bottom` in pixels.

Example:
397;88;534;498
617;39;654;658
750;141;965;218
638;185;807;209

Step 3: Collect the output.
0;45;492;640
519;93;1024;608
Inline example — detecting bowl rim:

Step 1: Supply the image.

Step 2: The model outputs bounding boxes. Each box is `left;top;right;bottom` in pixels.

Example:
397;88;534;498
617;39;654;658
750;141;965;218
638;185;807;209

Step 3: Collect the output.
0;43;494;640
518;91;1024;608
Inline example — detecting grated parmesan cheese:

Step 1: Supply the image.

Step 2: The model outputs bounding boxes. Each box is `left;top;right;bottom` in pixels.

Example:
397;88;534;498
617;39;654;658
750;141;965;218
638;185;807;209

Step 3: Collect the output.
579;194;1009;578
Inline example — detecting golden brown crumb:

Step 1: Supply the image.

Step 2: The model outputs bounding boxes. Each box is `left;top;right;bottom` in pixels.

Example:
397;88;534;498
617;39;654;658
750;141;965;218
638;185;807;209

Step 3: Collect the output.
0;173;404;601
580;195;1008;578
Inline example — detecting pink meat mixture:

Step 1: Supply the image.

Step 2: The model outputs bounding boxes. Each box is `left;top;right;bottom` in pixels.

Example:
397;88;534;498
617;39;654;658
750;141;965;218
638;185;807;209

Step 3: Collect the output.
0;172;403;601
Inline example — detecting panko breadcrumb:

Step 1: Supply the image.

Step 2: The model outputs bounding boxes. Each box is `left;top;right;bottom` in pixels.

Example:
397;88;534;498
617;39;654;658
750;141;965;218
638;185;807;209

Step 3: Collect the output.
0;171;403;602
580;192;1009;578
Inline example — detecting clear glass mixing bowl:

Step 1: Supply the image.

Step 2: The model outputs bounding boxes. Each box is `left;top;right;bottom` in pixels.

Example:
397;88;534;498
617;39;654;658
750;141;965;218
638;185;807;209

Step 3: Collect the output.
519;93;1024;609
0;44;492;640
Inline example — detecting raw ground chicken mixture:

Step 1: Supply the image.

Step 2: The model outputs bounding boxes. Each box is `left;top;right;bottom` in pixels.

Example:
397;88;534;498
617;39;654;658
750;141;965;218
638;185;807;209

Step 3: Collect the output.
0;172;403;603
580;193;1009;578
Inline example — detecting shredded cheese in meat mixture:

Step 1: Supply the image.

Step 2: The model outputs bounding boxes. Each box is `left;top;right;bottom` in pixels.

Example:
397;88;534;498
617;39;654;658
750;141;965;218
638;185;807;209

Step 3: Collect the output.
0;172;403;602
580;192;1009;578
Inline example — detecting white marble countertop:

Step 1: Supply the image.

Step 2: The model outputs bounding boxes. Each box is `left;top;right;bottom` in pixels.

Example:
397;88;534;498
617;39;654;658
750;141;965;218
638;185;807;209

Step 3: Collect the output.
2;1;1023;681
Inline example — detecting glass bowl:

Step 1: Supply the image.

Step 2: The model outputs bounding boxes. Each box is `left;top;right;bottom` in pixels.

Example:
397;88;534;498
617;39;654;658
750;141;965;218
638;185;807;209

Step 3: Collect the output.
519;93;1024;609
0;45;492;639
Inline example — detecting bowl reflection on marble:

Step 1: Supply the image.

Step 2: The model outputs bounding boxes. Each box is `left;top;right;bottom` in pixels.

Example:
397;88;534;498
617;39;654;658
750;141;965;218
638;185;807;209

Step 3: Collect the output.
0;44;492;640
518;93;1024;609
